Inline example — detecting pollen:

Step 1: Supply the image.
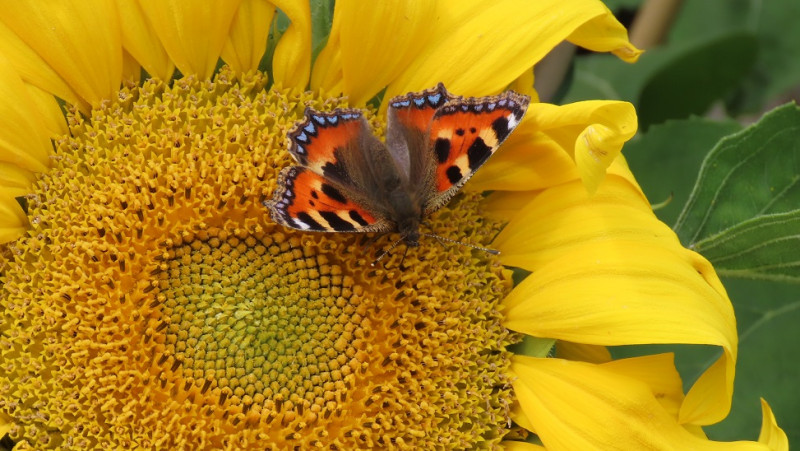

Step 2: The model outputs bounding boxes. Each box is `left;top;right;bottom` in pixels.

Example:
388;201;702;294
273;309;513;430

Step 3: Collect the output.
0;68;518;449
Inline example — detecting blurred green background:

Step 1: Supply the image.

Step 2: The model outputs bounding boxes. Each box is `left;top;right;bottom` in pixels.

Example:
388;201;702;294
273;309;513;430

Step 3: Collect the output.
543;0;800;444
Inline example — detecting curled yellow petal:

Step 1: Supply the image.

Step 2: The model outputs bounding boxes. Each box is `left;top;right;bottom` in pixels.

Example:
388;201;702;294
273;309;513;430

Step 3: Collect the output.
602;353;684;417
138;0;241;80
493;175;663;270
527;100;638;194
501;222;738;424
270;0;311;89
117;0;175;80
468;122;580;193
0;1;122;107
567;3;643;62
222;0;275;74
758;399;789;451
511;356;767;450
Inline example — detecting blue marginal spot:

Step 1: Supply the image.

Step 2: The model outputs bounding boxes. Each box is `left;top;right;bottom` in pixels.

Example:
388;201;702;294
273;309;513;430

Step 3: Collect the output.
327;115;339;124
295;131;309;142
474;104;483;112
428;93;442;105
413;97;425;107
312;115;326;125
486;102;497;111
304;122;316;134
295;145;306;155
396;99;411;107
498;99;508;107
342;113;356;120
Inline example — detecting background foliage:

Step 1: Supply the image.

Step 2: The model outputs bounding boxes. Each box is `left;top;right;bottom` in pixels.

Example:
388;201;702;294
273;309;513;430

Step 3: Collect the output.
556;0;800;443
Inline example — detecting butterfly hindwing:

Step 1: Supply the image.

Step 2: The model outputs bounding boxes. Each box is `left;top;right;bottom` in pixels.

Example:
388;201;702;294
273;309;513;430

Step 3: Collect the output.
424;91;529;213
288;107;385;191
267;166;392;233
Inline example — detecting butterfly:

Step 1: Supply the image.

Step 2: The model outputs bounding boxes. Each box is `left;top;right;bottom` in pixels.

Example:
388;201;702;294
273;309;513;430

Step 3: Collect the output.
265;83;529;252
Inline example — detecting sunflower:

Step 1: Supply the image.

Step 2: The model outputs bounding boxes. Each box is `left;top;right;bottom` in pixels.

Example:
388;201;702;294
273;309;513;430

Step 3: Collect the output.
0;1;787;450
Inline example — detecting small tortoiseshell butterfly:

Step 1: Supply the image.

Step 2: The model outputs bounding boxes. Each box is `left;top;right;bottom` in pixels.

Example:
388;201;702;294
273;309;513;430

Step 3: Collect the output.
265;83;529;251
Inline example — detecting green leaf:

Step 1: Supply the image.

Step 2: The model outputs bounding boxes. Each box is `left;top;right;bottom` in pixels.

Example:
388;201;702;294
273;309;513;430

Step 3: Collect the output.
624;117;742;226
703;278;800;444
669;0;800;114
674;103;800;281
638;32;758;129
310;0;335;64
563;32;757;130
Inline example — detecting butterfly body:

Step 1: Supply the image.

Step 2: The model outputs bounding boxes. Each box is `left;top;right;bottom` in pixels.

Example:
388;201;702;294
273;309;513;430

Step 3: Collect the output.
266;83;529;247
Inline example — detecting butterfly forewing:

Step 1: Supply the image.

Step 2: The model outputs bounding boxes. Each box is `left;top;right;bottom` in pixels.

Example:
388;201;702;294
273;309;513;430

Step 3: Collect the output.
385;83;457;187
422;92;529;214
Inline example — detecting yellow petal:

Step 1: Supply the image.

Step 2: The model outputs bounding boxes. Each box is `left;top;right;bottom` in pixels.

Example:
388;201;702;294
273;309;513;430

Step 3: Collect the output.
493;175;661;270
601;353;684;417
0;17;88;113
0;55;52;173
385;0;612;100
333;1;435;106
532;101;638;193
122;50;142;83
509;400;537;435
472;101;637;194
222;0;275;74
511;356;766;450
0;1;122;107
468;124;580;193
0;193;28;243
117;0;175;80
270;0;311;89
0;161;37;193
310;10;343;94
138;0;241;80
567;4;643;63
758;399;789;451
502;230;738;425
508;68;540;103
24;83;68;138
555;341;611;364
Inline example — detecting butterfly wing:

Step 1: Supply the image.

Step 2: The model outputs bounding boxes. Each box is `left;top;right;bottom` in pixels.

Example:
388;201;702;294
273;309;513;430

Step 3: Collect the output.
385;83;457;189
267;108;397;233
423;91;529;214
267;166;393;233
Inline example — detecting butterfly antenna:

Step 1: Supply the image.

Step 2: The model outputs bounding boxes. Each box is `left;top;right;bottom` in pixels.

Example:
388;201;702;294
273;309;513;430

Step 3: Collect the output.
371;235;405;267
398;245;410;268
421;233;500;255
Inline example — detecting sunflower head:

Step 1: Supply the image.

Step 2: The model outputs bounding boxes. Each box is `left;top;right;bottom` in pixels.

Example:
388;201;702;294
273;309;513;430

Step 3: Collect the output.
0;68;523;449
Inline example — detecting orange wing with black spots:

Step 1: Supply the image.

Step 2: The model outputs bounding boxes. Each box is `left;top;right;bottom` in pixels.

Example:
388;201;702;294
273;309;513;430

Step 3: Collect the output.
423;92;529;213
286;108;372;188
385;83;457;185
267;167;392;233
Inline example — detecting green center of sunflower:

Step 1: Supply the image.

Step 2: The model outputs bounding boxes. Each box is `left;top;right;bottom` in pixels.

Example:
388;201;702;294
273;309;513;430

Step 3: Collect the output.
0;67;519;449
159;228;362;418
